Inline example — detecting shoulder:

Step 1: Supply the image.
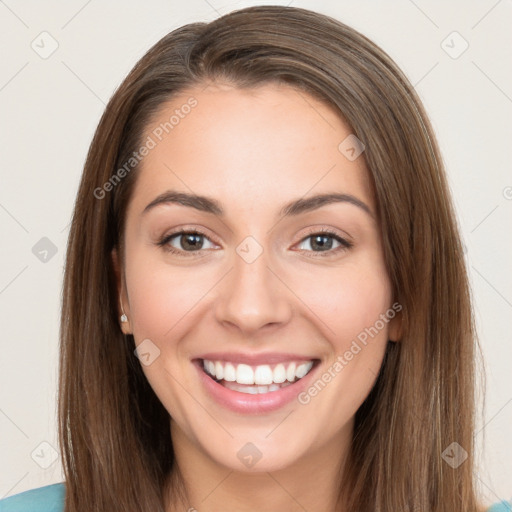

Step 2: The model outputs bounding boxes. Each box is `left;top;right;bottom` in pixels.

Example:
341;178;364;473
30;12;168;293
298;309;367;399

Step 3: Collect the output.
0;483;65;512
487;501;512;512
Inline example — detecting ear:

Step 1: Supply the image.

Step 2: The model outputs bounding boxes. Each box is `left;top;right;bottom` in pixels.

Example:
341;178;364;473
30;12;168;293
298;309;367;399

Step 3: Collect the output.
387;306;402;343
111;248;132;335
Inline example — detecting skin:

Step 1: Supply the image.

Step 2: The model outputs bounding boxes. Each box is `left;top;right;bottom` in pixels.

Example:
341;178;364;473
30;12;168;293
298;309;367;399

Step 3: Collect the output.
112;81;401;512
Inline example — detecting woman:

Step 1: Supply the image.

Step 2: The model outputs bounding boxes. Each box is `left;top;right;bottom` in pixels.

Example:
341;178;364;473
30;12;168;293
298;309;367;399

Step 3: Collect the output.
1;5;508;512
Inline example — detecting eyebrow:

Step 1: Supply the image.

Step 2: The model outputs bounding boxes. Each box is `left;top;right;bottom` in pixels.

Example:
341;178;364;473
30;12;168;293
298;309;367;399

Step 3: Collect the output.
142;190;373;219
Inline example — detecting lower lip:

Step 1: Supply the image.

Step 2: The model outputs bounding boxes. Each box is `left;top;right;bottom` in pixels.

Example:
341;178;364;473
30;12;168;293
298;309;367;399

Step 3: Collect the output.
194;360;319;414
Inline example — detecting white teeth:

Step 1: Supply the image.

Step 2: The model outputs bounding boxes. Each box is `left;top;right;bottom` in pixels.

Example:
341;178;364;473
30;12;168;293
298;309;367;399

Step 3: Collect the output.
202;359;315;387
273;364;286;384
286;362;296;382
224;363;236;382
236;364;254;385
214;361;224;381
254;365;273;385
296;361;313;379
223;381;293;394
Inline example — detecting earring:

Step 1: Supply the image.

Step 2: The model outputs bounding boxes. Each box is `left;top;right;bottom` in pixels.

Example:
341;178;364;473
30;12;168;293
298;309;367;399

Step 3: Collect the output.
120;303;128;323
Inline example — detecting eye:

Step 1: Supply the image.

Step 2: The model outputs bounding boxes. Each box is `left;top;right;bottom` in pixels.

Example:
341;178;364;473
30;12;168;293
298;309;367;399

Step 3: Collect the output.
157;228;217;257
294;228;353;257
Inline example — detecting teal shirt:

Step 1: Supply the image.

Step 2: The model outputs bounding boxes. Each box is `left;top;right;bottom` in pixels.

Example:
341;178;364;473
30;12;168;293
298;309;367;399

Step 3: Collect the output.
0;484;65;512
0;483;510;511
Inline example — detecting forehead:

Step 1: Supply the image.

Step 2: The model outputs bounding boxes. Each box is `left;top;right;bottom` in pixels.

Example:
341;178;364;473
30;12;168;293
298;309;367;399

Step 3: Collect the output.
126;82;373;219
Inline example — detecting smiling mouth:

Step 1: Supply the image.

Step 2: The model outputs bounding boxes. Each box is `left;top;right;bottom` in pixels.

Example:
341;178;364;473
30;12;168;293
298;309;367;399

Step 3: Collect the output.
199;358;319;395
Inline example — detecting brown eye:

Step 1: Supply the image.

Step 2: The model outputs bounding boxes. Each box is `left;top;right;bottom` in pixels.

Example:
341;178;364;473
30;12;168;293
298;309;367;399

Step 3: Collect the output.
157;229;217;257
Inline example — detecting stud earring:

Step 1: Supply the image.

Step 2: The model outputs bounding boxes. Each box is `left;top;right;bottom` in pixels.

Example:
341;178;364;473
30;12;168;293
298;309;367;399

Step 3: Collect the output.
120;303;128;323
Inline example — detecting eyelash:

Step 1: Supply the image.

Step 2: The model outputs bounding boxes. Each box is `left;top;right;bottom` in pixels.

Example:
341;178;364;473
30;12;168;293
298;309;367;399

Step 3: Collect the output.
156;226;353;259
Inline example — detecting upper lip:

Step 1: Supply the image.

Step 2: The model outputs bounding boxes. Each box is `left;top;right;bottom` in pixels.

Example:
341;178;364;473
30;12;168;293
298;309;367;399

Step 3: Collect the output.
195;352;318;366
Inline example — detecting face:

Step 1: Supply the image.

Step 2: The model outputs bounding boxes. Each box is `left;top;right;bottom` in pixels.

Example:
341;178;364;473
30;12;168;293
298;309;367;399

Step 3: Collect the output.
112;81;401;473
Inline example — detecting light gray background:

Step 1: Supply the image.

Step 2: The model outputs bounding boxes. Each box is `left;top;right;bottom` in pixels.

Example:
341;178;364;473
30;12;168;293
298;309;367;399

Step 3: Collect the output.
0;0;511;506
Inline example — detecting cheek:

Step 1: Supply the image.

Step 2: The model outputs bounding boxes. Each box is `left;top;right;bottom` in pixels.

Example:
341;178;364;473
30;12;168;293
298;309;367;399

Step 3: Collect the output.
124;250;211;341
122;250;212;415
292;257;393;351
292;260;393;422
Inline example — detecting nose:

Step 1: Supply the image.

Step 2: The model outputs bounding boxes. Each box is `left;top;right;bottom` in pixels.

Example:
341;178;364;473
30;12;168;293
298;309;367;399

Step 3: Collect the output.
213;245;293;336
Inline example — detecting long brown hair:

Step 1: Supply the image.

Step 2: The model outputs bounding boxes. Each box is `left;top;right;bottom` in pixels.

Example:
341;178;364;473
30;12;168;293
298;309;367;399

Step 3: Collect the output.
58;5;484;511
